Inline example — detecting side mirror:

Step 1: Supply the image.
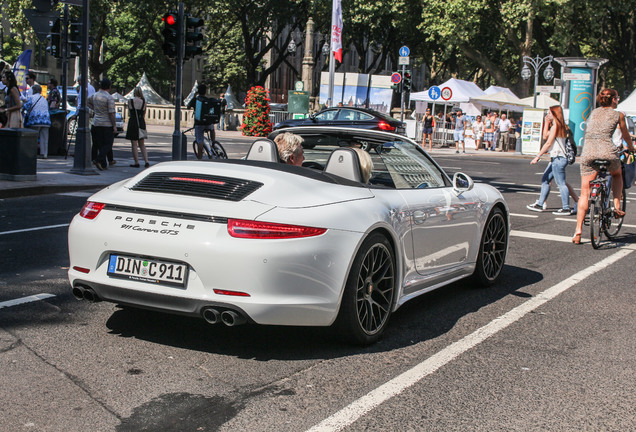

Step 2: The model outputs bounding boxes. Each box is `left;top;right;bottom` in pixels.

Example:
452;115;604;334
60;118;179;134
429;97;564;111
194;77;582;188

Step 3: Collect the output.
452;172;474;196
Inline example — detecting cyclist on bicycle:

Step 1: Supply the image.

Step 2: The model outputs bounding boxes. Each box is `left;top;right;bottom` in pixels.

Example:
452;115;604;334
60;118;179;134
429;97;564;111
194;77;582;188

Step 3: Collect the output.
572;88;634;244
187;84;215;160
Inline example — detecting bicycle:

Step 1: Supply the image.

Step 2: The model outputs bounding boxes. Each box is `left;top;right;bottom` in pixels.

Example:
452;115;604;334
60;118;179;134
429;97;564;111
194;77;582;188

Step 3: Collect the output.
588;158;627;249
183;126;228;160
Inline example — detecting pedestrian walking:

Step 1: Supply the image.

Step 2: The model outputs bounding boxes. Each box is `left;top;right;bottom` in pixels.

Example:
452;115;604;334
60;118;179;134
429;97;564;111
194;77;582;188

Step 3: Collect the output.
421;107;435;151
0;70;22;128
515;116;523;151
125;87;150;168
483;112;495;151
218;93;227;131
572;89;635;244
21;71;36;102
454;109;467;153
497;113;511;151
526;106;575;215
47;78;61;110
87;78;117;171
472;115;484;150
23;84;51;158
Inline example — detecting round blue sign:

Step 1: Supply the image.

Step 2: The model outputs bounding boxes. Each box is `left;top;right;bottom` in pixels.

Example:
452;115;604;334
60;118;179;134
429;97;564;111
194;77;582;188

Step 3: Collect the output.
391;73;402;83
399;46;410;57
428;86;441;100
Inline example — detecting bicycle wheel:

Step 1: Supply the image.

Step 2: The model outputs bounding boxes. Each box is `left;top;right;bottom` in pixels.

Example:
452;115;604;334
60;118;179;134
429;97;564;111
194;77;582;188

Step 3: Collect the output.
192;140;199;159
604;184;626;238
201;138;214;159
211;141;228;159
589;194;604;249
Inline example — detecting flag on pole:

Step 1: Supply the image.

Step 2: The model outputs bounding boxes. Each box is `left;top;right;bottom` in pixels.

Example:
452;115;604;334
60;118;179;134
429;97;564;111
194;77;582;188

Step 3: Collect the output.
331;0;343;63
12;50;32;93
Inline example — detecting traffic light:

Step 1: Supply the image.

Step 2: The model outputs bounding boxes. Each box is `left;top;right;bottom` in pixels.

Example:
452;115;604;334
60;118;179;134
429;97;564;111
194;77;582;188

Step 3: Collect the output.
391;83;401;92
403;70;412;91
46;18;61;58
69;20;81;57
184;14;204;59
162;11;179;58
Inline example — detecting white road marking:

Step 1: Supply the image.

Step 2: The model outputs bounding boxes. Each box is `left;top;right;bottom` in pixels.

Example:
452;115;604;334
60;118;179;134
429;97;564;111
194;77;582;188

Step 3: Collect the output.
506;187;534;191
510;213;538;218
0;293;56;309
306;248;633;432
0;223;69;236
510;230;573;243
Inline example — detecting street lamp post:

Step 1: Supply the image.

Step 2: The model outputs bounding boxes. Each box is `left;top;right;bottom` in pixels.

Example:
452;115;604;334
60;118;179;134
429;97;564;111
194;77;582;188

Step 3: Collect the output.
521;54;555;108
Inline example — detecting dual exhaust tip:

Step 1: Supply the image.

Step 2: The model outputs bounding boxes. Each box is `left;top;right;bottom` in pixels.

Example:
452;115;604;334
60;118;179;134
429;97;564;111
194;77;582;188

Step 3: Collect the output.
202;307;246;327
72;285;246;326
72;285;100;302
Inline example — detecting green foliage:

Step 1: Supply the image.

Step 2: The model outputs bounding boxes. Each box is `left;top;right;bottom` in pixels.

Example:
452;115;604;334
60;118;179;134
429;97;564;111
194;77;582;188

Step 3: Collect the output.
240;86;272;137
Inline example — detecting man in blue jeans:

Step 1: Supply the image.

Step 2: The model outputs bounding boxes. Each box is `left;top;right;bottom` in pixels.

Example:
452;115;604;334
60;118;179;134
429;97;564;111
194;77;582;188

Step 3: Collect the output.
187;84;215;159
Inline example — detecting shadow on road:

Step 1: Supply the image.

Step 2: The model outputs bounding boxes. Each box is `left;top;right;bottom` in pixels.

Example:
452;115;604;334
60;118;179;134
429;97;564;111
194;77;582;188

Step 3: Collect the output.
101;264;543;360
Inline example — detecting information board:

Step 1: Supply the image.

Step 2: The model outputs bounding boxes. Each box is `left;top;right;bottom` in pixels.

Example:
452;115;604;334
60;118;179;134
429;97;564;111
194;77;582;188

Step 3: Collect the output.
520;108;545;155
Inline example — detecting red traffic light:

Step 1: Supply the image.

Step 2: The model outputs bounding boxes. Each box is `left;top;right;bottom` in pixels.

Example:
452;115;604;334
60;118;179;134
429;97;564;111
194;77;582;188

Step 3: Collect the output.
163;13;177;26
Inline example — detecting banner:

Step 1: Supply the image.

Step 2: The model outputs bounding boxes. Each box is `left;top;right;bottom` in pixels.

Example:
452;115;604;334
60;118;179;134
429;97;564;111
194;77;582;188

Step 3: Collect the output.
331;0;343;63
12;50;32;94
567;67;593;148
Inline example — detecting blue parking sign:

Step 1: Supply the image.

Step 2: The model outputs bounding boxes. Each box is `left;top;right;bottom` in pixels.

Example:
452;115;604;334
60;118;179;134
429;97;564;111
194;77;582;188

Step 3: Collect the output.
428;86;441;100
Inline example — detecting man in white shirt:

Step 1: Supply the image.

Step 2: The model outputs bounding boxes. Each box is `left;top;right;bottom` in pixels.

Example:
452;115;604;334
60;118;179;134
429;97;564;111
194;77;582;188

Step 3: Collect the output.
497;113;512;152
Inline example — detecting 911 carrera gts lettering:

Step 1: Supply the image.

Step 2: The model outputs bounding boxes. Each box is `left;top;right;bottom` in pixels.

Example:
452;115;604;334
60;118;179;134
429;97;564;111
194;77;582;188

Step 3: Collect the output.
118;224;180;235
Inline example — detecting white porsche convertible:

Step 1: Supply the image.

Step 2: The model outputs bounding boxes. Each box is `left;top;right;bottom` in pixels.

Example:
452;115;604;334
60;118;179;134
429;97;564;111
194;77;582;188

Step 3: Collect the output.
68;126;509;345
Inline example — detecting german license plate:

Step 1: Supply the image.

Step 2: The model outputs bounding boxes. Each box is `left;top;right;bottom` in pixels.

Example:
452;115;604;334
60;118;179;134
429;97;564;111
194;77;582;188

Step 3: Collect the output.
107;254;188;288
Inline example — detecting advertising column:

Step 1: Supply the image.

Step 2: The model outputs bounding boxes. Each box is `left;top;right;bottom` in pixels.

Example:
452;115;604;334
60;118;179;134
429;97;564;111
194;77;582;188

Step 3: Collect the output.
567;67;594;148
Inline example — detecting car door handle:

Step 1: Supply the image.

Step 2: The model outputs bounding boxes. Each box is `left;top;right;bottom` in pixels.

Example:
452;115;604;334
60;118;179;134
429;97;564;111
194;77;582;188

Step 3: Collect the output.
413;210;427;224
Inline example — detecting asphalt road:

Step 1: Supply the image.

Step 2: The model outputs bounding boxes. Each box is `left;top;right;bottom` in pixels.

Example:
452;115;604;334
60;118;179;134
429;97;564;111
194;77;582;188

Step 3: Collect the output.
1;138;635;431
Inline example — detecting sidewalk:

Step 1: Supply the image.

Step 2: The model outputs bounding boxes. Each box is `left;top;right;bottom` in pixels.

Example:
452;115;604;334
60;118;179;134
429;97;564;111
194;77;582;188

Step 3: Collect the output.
0;128;526;199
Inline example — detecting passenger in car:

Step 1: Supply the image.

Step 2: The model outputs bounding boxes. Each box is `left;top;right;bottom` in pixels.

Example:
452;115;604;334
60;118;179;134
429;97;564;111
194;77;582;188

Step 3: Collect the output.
354;148;374;184
274;132;305;166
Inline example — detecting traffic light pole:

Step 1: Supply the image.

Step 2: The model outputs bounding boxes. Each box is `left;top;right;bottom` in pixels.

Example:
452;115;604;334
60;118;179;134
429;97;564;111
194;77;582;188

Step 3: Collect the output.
171;2;185;161
70;0;96;175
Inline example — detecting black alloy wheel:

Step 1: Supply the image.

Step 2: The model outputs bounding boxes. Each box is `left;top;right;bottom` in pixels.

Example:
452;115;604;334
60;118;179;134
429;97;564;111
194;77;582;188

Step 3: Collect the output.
336;233;396;345
472;207;508;286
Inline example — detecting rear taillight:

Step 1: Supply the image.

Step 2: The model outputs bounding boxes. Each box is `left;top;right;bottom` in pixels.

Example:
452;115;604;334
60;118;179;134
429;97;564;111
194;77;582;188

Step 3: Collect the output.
378;121;396;131
227;219;327;239
79;201;105;220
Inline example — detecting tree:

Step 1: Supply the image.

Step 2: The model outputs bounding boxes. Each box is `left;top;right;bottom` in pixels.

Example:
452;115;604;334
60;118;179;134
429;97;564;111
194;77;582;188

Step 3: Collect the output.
240;85;272;136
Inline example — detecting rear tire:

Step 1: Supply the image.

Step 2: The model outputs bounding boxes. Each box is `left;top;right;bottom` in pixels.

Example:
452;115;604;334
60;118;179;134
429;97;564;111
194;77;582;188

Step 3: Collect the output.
590;196;604;249
335;233;396;346
472;207;507;286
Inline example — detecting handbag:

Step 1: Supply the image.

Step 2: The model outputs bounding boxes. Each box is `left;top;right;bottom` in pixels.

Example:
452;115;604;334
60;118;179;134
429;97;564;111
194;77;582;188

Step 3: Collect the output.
133;100;147;139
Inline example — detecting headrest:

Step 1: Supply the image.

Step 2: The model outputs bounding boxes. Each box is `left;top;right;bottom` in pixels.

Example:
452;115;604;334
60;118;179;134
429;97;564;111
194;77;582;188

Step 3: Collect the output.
324;148;363;182
246;139;279;162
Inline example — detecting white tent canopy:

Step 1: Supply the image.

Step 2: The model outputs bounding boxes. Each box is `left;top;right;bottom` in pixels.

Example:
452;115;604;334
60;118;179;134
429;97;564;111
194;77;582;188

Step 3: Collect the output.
470;91;530;112
519;94;560;109
410;78;485;103
484;85;517;97
183;80;198;107
124;72;171;105
617;90;636;116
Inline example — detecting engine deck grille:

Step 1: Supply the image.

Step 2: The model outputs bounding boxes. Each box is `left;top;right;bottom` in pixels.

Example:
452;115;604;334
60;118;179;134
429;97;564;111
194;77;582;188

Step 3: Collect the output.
131;172;263;201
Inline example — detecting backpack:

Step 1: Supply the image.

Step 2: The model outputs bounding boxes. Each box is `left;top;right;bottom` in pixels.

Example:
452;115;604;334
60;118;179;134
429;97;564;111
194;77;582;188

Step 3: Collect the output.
194;97;221;125
563;127;576;165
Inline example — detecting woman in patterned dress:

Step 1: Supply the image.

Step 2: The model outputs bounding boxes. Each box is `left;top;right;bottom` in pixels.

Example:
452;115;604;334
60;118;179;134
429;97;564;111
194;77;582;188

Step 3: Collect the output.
572;89;634;244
